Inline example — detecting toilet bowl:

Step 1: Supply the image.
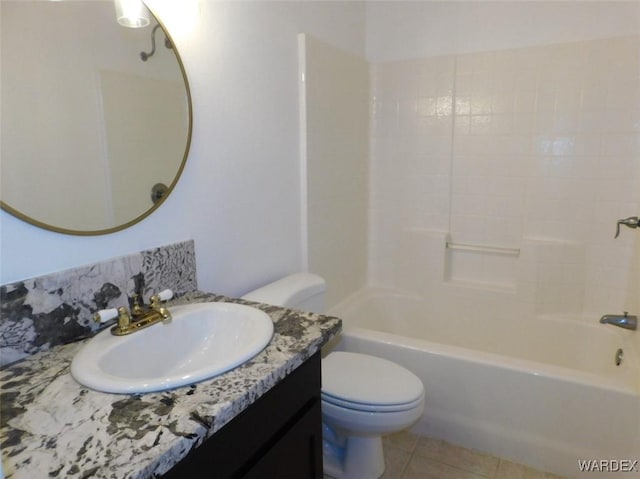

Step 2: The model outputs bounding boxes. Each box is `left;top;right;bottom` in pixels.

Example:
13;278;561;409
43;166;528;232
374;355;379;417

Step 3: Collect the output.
241;274;425;479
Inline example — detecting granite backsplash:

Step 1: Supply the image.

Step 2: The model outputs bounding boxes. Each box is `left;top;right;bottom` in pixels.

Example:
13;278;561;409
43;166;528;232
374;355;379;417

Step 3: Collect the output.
0;240;197;366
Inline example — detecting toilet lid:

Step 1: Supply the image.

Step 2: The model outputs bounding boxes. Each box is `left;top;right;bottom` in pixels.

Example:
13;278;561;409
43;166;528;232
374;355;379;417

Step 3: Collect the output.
322;352;424;407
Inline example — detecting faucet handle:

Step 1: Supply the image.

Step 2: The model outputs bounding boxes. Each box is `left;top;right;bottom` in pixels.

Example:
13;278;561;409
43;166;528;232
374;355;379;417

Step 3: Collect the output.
615;216;639;238
93;308;118;324
157;289;173;301
150;289;173;308
94;307;132;330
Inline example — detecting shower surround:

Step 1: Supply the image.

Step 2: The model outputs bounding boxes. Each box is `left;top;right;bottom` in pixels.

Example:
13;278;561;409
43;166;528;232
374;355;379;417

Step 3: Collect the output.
319;34;640;477
369;35;640;334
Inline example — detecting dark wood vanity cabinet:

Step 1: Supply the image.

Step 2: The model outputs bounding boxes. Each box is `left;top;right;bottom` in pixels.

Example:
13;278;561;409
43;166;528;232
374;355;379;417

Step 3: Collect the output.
163;352;323;479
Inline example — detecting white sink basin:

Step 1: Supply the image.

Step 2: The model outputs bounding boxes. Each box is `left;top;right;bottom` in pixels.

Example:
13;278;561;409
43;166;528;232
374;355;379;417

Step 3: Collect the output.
71;302;274;394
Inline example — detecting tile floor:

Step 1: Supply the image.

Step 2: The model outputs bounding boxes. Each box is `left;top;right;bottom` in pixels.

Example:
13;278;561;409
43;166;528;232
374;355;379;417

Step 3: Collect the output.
326;431;568;479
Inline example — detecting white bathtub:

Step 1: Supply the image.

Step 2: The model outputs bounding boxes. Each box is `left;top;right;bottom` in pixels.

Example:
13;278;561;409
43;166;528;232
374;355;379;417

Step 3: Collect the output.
326;288;640;479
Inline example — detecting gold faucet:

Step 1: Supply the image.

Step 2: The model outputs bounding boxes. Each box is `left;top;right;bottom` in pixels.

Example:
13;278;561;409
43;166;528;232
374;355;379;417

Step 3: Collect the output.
93;290;173;336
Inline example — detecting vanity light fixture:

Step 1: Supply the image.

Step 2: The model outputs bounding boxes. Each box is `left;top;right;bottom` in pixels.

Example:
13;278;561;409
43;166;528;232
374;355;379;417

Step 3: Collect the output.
114;0;150;28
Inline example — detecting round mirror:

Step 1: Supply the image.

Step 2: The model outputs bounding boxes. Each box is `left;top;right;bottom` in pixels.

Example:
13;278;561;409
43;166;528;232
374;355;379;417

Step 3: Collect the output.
0;1;192;235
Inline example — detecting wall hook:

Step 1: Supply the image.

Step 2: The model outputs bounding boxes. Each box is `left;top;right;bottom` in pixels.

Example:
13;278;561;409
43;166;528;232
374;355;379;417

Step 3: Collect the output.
614;216;639;238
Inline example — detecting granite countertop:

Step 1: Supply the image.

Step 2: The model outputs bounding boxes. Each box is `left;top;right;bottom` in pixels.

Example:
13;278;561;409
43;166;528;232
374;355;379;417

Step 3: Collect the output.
0;292;342;479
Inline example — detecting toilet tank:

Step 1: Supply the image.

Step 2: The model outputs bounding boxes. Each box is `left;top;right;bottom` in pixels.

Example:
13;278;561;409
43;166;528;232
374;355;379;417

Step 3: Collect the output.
241;273;326;314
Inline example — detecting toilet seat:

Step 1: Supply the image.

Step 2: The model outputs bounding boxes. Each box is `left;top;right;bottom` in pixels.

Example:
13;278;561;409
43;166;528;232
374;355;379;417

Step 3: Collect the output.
322;352;424;408
321;390;425;413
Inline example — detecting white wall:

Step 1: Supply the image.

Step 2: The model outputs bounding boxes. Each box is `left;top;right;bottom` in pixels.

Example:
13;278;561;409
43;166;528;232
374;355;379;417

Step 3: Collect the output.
366;1;640;61
0;0;366;297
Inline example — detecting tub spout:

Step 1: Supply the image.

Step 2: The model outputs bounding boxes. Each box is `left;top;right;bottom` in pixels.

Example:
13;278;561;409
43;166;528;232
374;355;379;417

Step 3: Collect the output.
600;312;637;331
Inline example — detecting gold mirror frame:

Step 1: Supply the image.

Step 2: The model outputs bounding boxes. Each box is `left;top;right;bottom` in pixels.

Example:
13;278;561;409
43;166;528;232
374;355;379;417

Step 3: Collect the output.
0;3;192;236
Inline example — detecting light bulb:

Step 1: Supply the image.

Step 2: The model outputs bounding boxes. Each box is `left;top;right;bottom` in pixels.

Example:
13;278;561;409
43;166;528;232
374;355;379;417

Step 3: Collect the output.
114;0;150;29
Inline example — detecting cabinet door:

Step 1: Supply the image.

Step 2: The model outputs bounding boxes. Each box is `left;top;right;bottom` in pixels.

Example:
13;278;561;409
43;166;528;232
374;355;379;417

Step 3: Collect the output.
162;353;322;479
243;399;323;479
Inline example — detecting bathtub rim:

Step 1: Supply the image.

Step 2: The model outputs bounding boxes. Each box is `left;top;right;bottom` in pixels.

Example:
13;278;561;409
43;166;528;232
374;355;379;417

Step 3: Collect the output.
338;325;638;397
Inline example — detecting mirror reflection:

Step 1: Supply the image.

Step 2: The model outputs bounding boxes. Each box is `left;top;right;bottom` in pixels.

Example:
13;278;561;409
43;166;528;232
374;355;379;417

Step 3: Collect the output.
0;0;191;234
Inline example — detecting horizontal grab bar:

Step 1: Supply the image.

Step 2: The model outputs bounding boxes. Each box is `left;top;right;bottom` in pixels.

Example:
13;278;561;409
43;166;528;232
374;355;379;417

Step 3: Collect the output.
446;241;520;256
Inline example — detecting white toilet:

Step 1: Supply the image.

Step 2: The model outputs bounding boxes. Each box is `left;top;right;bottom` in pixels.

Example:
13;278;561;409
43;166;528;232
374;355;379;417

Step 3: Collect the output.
242;273;425;479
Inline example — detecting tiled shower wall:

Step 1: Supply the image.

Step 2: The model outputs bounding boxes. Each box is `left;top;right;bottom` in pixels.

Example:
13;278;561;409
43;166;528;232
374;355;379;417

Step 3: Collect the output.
370;35;640;322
